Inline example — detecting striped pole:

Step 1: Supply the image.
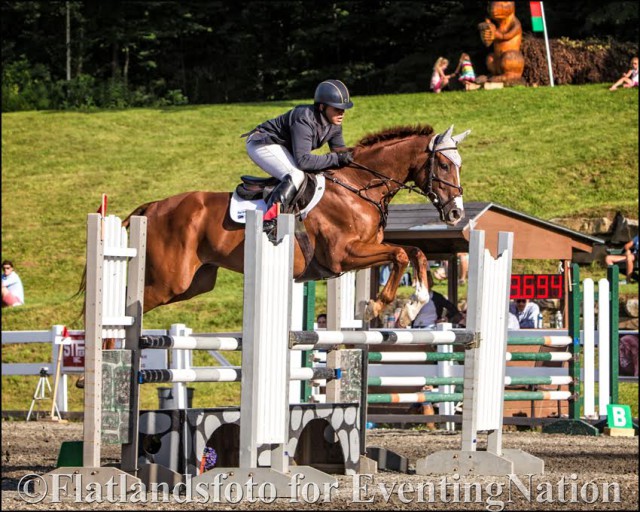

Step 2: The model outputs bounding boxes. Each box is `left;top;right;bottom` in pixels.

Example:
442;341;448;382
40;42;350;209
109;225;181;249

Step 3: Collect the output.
367;351;571;363
138;366;338;384
289;329;475;349
506;352;571;362
507;336;571;346
368;376;573;387
140;335;241;351
368;390;572;404
369;351;465;362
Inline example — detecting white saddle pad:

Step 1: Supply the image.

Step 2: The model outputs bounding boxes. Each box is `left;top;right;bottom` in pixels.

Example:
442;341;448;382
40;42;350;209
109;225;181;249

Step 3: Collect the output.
229;175;326;224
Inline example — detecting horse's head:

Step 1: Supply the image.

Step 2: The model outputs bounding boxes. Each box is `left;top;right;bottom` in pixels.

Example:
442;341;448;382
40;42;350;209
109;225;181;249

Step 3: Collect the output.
416;125;470;226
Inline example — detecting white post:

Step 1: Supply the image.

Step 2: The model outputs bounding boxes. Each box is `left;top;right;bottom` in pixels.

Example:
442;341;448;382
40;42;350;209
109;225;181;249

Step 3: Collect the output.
170;323;191;409
51;325;69;413
540;2;555;87
326;277;343;330
583;279;595;418
597;279;610;417
289;281;305;404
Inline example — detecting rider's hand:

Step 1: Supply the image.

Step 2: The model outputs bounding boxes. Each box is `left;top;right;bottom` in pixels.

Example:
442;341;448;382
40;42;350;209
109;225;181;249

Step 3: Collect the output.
337;150;354;167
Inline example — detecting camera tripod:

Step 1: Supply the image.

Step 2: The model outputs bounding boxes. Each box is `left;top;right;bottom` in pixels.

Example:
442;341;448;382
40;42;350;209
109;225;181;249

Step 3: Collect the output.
26;367;62;421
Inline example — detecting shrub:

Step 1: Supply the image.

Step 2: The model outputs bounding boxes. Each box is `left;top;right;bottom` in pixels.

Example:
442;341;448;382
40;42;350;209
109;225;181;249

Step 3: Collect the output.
2;58;53;111
522;35;638;86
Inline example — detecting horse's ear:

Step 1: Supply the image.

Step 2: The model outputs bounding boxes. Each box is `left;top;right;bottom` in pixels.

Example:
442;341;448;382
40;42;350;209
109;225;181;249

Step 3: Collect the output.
442;125;454;140
452;129;471;145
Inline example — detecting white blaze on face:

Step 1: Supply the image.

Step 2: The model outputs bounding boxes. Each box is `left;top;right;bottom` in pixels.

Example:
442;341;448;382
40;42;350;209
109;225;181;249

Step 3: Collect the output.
452;161;464;212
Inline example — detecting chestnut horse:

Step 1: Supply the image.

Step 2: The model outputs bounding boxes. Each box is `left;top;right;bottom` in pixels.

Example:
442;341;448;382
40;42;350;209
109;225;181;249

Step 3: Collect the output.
122;124;470;324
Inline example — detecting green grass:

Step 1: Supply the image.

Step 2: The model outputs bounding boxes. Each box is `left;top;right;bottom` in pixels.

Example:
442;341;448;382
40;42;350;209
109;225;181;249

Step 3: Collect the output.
2;84;638;413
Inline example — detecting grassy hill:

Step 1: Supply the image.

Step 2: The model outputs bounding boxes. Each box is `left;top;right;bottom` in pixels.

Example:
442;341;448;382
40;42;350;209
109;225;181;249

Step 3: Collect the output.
2;84;638;412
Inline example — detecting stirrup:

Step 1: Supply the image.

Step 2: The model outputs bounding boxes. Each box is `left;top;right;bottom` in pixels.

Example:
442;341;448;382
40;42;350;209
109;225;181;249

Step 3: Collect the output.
263;219;277;243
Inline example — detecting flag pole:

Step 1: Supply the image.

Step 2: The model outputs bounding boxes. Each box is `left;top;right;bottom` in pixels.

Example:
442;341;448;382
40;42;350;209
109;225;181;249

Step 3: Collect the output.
540;2;554;87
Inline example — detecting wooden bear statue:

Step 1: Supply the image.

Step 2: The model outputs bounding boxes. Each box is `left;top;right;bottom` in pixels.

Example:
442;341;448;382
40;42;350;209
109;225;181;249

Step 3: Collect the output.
478;1;525;83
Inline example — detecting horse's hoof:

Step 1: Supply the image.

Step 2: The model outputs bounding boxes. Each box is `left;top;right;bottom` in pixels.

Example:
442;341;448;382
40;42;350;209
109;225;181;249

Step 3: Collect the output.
365;300;383;321
398;308;413;328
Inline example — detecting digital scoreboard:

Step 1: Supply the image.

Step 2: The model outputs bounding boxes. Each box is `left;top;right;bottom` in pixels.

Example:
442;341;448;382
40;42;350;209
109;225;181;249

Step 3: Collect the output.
510;274;563;299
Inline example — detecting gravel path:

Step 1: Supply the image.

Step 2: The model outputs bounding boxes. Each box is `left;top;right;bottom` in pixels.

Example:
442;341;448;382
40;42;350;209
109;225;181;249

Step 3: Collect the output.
2;421;637;510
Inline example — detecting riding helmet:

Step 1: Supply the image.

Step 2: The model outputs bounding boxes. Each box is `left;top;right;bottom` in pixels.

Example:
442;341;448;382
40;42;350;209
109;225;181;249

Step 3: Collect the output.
314;79;354;110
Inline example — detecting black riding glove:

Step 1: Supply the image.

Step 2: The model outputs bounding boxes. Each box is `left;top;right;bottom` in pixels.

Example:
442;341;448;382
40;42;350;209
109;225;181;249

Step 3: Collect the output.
337;150;354;167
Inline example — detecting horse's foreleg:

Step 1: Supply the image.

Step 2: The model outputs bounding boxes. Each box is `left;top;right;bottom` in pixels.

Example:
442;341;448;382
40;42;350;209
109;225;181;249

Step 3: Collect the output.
396;246;431;327
340;242;410;320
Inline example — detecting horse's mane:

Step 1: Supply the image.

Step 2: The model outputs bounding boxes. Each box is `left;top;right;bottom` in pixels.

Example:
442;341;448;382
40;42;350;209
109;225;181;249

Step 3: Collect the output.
356;124;434;148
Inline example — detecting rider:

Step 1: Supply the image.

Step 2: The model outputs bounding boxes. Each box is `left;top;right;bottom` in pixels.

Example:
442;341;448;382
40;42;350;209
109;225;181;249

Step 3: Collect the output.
243;79;355;222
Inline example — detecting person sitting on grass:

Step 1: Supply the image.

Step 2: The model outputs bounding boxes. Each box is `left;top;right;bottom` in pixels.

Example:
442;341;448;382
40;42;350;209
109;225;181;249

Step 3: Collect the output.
609;56;638;91
2;260;24;307
605;235;638;283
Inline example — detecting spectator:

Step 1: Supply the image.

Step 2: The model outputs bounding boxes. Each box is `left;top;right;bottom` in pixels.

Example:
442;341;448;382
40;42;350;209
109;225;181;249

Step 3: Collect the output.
316;313;327;329
412;271;464;328
2;260;24;307
605;235;638;283
454;53;477;90
433;261;447;281
509;299;540;329
379;264;391;286
508;311;520;330
609;56;638;91
430;57;454;94
619;334;639;377
379;264;412;286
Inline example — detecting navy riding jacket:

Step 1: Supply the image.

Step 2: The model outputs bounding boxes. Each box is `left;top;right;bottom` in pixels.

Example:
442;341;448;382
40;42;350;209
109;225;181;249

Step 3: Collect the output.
246;105;346;172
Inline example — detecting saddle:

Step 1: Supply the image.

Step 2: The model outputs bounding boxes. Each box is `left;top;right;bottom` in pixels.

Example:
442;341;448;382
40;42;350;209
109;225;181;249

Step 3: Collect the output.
235;173;320;215
231;173;327;278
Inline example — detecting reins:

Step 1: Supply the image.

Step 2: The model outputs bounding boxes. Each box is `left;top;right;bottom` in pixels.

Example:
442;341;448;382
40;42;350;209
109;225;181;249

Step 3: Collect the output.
324;142;463;227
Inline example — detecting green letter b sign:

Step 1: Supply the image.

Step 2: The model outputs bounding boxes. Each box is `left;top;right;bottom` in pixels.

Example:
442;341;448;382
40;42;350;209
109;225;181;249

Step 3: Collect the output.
607;404;632;429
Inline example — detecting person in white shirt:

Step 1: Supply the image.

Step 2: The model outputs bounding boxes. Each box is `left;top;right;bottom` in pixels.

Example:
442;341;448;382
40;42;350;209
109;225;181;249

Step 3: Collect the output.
509;299;540;328
2;260;24;307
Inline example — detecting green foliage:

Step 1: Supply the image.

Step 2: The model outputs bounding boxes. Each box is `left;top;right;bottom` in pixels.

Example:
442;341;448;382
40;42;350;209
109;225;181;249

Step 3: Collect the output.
53;74;97;109
2;2;637;108
1;66;191;111
2;58;53;111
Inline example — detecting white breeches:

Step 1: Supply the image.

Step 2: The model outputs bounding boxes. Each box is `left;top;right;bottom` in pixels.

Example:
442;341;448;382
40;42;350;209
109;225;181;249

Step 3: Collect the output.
246;140;306;190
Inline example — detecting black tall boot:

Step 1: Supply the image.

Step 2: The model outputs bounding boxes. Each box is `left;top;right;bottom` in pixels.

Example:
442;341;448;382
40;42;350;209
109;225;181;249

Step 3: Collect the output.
262;175;298;241
264;175;298;221
271;175;298;213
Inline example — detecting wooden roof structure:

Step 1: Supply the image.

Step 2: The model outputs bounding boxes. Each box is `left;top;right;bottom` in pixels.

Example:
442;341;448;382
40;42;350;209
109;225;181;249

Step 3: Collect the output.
380;202;604;306
384;202;603;260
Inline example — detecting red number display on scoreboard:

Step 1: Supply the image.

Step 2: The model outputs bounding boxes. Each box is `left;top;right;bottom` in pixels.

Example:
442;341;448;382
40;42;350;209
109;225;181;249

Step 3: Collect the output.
510;274;563;299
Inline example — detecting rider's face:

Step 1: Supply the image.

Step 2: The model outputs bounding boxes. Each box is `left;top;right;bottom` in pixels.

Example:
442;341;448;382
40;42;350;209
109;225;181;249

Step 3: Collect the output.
323;105;345;125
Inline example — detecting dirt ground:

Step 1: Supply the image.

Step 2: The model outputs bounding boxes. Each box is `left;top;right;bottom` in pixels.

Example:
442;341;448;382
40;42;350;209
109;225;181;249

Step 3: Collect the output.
2;421;638;511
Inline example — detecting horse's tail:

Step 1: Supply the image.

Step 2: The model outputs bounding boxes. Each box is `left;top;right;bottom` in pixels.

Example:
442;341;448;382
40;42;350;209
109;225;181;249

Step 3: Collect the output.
74;201;156;319
122;200;155;228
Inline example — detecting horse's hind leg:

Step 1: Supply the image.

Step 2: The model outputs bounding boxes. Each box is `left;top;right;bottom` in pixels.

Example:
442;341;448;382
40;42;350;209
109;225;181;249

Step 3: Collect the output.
166;264;219;305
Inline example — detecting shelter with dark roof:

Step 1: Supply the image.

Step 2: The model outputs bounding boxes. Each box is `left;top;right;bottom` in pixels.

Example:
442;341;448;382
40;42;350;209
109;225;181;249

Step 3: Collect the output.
380;202;604;309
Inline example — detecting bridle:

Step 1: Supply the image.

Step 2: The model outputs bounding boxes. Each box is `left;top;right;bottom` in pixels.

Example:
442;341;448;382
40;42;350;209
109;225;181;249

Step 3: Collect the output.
422;133;464;215
324;135;463;226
